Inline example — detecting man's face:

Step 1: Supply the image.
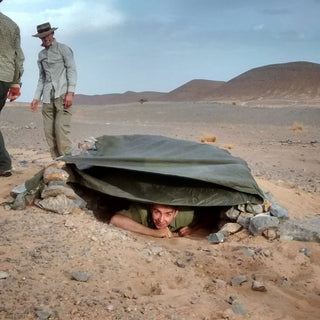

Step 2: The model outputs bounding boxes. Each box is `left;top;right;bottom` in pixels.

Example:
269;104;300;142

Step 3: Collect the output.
41;32;54;48
151;205;178;229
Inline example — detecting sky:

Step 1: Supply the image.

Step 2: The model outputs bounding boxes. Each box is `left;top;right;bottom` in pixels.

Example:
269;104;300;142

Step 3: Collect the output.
1;0;320;102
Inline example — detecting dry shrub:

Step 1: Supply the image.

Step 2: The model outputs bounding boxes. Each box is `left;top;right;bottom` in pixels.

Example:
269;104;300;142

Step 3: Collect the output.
201;135;217;143
290;122;304;131
221;144;234;150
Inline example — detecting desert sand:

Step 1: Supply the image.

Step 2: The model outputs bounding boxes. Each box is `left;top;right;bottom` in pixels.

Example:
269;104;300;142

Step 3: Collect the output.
1;101;320;320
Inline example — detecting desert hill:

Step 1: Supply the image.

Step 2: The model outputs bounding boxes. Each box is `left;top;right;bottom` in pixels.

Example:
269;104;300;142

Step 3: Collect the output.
74;61;320;105
162;79;225;101
207;61;320;102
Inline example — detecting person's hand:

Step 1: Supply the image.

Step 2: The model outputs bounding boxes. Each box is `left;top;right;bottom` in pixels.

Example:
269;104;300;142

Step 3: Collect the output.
154;227;174;238
7;85;21;102
30;99;39;112
177;226;193;237
63;92;74;109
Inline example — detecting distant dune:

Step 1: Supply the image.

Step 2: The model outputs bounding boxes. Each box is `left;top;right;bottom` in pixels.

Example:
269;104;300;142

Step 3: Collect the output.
74;61;320;105
163;79;225;101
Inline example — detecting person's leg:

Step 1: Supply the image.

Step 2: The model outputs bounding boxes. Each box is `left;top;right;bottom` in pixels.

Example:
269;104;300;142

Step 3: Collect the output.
54;94;72;156
42;99;59;158
0;81;12;175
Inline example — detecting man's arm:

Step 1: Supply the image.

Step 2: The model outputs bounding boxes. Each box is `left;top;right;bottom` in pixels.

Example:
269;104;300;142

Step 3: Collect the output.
110;214;173;238
177;224;203;237
61;45;77;109
8;25;24;102
31;58;45;107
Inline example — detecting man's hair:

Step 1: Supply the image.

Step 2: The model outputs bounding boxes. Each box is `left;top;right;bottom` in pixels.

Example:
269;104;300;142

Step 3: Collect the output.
150;204;178;211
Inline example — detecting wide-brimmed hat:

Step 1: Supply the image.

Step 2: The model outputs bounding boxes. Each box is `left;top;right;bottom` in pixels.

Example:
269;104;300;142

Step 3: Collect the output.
32;22;58;38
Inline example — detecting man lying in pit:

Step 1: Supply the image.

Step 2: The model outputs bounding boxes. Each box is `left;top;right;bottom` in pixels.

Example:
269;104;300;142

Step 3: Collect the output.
110;203;200;238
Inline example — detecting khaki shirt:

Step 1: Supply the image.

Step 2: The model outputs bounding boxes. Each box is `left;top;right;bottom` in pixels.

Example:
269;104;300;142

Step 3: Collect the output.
34;39;77;103
0;12;24;84
119;203;198;232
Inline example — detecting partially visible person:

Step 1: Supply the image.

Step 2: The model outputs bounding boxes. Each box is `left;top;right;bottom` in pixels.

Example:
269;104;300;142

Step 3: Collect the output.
110;203;199;238
0;0;25;177
30;22;77;159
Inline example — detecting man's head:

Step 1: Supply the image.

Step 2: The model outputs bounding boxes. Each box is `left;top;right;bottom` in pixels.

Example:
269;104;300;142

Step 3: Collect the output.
150;204;178;229
33;22;57;47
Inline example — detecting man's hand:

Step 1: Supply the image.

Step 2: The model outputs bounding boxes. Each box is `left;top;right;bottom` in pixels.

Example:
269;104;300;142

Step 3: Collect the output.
7;86;21;102
30;99;39;112
177;226;193;237
154;227;174;238
63;92;74;109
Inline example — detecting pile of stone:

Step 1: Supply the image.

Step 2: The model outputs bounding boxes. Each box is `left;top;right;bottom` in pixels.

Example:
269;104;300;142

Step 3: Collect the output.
208;193;290;243
9;161;86;215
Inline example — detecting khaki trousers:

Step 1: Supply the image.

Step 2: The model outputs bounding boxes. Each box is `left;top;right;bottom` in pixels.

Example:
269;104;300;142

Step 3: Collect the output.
42;94;72;158
0;81;12;172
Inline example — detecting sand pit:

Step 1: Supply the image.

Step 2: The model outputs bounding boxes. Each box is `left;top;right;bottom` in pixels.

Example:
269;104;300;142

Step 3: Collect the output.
1;102;319;319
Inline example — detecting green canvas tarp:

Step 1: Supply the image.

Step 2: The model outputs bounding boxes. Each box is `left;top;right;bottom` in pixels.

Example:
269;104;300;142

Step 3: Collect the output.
61;134;265;207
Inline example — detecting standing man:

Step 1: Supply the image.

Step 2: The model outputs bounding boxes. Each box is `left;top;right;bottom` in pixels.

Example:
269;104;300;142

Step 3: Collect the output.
30;22;77;159
0;0;24;177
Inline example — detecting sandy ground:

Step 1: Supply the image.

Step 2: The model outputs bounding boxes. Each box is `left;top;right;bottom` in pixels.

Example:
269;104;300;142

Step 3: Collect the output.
1;102;320;320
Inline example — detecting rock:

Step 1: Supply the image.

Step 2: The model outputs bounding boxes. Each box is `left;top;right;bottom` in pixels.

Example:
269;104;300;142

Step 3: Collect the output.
222;308;235;319
262;228;279;240
252;280;267;292
263;199;272;212
106;304;114;312
237;204;247;212
123;290;134;299
299;248;311;257
220;223;242;236
45;160;66;169
242;248;256;257
236;212;253;229
41;184;77;200
231;301;246;315
207;231;225;243
150;247;163;256
212;279;228;288
248;214;279;236
223;207;240;220
270;203;290;219
11;193;26;210
228;296;246;315
175;260;186;268
35;194;76;214
279;217;320;242
74;195;87;209
35;309;52;320
19;160;28;167
228;294;238;304
10;183;26;198
231;275;247;286
71;272;90;282
43;166;69;183
0;271;9;279
245;203;264;215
